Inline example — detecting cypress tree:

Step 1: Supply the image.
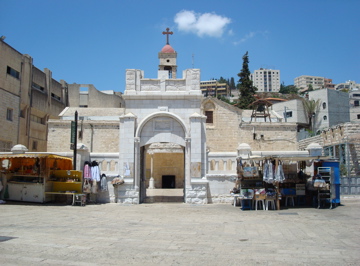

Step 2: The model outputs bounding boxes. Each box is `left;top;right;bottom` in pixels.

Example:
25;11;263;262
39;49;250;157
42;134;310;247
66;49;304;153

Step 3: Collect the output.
237;51;257;109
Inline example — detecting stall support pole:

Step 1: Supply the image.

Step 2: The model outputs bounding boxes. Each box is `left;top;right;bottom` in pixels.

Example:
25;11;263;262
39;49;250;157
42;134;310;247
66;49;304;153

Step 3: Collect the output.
275;159;280;210
73;111;78;170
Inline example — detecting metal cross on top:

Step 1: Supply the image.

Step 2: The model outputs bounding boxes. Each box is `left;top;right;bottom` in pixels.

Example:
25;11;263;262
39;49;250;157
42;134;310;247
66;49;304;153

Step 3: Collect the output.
162;27;173;45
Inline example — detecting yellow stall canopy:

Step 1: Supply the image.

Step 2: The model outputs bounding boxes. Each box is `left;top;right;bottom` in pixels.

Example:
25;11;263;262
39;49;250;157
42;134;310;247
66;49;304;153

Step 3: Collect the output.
0;153;73;173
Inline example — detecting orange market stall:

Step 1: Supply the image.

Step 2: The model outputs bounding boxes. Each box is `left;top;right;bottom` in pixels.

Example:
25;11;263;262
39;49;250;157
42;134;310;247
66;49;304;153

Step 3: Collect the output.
0;153;83;204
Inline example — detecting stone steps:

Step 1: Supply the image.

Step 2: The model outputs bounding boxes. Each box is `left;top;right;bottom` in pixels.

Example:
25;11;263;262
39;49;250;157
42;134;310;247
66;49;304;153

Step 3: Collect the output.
144;196;184;203
144;189;184;203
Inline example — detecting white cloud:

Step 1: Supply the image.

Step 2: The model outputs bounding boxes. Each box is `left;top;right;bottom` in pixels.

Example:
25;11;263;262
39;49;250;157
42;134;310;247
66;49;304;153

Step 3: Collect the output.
233;32;256;45
233;31;269;45
174;10;231;38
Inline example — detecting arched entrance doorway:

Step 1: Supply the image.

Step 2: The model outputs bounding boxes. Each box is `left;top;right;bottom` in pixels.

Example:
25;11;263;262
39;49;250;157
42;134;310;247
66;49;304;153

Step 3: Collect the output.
135;112;189;203
143;142;184;203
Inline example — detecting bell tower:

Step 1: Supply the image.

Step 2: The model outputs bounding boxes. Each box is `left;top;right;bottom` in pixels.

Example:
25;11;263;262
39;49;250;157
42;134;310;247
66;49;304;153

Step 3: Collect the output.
158;28;177;79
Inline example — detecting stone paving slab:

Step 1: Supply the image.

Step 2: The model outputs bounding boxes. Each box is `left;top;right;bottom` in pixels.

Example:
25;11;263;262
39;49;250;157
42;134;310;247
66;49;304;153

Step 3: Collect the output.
0;198;359;265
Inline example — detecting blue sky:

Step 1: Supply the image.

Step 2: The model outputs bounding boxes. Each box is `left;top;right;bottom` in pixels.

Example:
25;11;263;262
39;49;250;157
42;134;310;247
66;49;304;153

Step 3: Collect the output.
1;0;359;92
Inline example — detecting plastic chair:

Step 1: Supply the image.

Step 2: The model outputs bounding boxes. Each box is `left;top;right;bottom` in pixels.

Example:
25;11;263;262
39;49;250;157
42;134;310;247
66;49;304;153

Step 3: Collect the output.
265;198;276;210
285;195;295;207
254;198;265;210
253;193;266;210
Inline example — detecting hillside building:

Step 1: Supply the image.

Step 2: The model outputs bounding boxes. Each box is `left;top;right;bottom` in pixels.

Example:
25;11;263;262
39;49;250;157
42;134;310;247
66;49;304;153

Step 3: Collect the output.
349;90;360;122
335;80;360;91
250;68;281;92
294;75;325;91
200;80;229;97
0;38;68;152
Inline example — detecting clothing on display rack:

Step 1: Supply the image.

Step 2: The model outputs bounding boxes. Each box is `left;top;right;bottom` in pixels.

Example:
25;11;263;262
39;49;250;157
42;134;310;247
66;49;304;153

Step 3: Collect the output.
83;161;92;180
275;162;285;183
263;160;274;184
100;174;108;192
91;161;101;182
82;161;103;196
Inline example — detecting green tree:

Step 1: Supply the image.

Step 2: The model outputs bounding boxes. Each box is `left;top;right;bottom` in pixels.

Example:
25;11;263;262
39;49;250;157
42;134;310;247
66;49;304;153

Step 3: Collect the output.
236;51;257;109
279;82;299;94
218;76;227;83
302;98;321;132
229;77;236;90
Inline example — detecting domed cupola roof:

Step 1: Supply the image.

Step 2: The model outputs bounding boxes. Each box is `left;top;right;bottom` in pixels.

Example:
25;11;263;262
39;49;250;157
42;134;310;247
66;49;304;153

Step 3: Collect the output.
160;44;175;53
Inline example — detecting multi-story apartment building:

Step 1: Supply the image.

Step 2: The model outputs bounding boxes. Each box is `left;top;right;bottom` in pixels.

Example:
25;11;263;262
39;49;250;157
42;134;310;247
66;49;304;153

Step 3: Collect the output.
0;38;68;152
294;75;325;91
200;80;229;97
349;90;360;122
250;68;280;92
324;78;335;89
335;80;360;91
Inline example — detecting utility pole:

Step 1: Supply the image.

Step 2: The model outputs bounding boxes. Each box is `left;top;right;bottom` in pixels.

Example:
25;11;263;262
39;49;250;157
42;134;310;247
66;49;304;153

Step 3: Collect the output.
71;111;78;170
284;106;287;122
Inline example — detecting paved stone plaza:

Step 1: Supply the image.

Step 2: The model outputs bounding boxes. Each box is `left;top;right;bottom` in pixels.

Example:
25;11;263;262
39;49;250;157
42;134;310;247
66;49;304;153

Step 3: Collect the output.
0;197;359;265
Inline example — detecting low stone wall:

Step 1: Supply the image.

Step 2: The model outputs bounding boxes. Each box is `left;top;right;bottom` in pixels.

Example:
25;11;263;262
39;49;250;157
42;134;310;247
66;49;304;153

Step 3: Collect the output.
114;182;139;204
298;135;323;150
185;180;208;204
206;174;237;204
341;176;360;195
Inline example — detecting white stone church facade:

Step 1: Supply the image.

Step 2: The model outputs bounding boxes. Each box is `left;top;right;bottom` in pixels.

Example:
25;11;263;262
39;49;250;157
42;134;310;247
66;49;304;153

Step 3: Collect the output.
47;32;299;204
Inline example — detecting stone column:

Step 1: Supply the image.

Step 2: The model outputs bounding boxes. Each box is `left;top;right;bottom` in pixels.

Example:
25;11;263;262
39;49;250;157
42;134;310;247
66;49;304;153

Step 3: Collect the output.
119;113;137;182
189;113;207;179
148;151;155;189
185;138;191;189
134;137;140;191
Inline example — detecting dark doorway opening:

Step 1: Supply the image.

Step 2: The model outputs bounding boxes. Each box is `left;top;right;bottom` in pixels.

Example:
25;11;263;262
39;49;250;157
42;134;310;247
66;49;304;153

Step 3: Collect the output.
162;175;175;188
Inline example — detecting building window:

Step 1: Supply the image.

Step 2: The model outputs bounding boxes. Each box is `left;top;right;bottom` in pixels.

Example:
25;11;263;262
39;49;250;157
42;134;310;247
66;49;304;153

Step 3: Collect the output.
354;100;359;107
32;141;38;150
51;93;61;101
32;82;45;92
323;115;327;121
0;140;12;152
7;66;20;79
285;111;292;118
323;102;327;109
20;109;26;118
30;114;45;124
205;111;213;124
6;108;13;121
357;114;360;119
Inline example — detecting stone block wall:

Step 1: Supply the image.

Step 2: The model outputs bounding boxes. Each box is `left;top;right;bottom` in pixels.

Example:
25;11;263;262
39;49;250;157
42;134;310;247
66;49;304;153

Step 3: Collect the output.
67;84;124;108
298;135;323;150
203;98;242;152
185;181;208;204
47;120;119;153
206;174;237;204
0;90;19;150
239;123;298;151
114;184;139;204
